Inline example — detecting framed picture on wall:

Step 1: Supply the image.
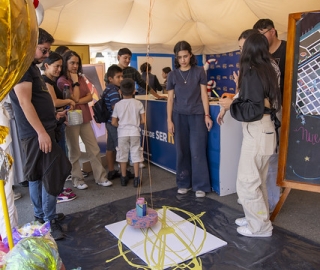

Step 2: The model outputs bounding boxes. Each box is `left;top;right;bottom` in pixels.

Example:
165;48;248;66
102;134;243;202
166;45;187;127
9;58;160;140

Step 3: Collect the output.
51;45;90;64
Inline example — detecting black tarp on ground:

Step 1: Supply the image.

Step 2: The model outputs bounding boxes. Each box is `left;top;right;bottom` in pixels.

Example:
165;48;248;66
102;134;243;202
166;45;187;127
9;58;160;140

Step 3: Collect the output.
57;188;320;270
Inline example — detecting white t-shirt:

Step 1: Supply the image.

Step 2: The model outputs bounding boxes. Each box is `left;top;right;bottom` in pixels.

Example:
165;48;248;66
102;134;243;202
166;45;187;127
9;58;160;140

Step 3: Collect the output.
112;98;145;137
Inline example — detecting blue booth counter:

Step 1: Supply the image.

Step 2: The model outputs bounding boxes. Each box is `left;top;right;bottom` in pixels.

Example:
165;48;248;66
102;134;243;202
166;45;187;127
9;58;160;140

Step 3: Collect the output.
136;95;243;196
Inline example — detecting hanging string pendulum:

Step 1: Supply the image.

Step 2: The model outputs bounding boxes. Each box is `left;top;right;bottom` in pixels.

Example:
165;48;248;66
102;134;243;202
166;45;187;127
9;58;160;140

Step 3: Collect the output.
126;0;158;229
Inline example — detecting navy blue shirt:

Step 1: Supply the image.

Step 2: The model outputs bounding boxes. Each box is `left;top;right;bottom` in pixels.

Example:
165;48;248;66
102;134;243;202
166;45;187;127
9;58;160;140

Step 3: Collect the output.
10;63;56;139
167;65;207;115
103;83;120;123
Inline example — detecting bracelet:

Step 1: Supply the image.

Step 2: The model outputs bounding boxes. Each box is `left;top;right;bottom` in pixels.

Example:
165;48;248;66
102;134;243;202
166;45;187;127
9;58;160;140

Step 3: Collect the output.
72;82;80;87
205;114;211;118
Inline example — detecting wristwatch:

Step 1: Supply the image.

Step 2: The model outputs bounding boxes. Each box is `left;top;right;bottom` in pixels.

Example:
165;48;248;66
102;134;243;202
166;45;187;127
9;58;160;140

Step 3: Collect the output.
72;82;80;87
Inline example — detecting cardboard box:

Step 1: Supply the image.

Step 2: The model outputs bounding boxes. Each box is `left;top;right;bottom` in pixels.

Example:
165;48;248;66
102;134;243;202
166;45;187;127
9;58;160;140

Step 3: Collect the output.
80;152;107;173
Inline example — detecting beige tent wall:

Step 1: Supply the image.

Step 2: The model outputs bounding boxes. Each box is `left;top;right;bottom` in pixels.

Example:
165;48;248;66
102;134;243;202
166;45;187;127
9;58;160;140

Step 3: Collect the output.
39;0;320;55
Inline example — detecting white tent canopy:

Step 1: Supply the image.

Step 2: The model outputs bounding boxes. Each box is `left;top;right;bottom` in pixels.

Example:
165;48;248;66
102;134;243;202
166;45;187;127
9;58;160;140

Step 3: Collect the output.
40;0;320;55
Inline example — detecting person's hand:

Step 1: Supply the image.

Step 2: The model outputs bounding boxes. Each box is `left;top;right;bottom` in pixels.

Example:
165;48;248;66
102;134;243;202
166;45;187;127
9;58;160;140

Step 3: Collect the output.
233;70;239;85
216;108;226;125
205;116;213;131
233;71;240;93
38;131;52;153
218;97;233;111
157;95;167;100
70;73;78;83
167;120;174;134
69;99;76;109
56;110;67;120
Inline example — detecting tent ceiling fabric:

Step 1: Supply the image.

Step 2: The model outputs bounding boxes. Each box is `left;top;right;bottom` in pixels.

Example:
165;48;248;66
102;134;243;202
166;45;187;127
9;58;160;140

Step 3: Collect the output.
40;0;320;54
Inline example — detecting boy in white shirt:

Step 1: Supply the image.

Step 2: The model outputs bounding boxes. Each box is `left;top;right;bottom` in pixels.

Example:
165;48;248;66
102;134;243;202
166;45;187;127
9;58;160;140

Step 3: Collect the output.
112;78;145;187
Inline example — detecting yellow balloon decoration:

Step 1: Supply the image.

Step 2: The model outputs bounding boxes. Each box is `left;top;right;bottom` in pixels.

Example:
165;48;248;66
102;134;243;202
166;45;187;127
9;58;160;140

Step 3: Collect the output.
0;0;38;102
0;0;39;250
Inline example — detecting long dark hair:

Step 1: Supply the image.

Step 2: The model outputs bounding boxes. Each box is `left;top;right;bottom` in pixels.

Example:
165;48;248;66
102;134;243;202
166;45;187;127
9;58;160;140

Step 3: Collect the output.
41;52;62;71
173;41;197;68
238;29;259;41
60;50;83;79
238;33;280;112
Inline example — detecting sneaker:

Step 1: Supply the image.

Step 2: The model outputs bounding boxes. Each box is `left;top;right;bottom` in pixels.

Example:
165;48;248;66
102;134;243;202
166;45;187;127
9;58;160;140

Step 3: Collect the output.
177;188;191;194
97;180;113;187
35;213;65;224
63;187;73;195
19;180;29;187
55;213;65;221
50;219;64;240
120;175;129;186
195;191;206;198
126;170;135;179
133;177;140;188
34;216;45;224
237;198;242;205
74;182;88;190
129;162;146;168
13;192;22;201
57;192;77;203
107;170;121;180
82;170;89;178
235;217;248;226
237;225;272;238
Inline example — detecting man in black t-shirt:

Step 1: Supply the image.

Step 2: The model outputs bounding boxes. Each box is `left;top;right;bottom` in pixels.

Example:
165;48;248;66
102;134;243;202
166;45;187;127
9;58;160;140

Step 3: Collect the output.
253;19;287;101
9;28;71;240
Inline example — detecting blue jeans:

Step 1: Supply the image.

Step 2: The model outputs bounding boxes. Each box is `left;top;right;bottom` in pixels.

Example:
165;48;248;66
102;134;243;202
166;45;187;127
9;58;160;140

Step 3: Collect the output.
58;123;68;156
29;180;57;222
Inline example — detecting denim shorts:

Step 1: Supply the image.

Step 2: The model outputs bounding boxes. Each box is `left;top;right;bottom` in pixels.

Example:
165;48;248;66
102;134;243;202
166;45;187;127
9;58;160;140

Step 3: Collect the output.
106;122;118;151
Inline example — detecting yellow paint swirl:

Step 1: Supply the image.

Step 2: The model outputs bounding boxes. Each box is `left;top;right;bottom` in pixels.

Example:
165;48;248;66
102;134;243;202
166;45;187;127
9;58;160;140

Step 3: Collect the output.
106;206;207;269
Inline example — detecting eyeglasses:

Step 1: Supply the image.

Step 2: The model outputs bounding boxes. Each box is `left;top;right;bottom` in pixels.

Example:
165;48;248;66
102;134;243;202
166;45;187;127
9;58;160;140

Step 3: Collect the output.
261;28;272;35
37;46;51;55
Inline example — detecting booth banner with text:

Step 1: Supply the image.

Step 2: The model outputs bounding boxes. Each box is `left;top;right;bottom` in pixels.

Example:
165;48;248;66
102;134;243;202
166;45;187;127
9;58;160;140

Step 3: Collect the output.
206;52;240;97
140;100;176;173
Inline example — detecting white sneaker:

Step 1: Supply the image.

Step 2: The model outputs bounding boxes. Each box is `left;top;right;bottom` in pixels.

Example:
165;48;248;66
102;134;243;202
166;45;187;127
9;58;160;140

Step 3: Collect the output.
74;183;88;190
235;217;248;226
97;180;113;187
237;198;242;205
195;191;206;198
177;188;191;194
14;192;22;201
139;162;146;168
237;225;272;237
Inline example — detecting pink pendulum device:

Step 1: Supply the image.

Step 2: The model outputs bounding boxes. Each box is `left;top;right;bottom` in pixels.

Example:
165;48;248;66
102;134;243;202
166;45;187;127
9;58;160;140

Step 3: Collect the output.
126;197;158;229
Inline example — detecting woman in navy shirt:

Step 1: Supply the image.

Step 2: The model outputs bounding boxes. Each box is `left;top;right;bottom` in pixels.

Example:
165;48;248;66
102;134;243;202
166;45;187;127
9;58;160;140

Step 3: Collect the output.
167;41;212;198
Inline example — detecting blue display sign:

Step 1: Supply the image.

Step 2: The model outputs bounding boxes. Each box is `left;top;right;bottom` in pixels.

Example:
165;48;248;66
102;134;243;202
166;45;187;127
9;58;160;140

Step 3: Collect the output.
206;51;240;97
140;100;176;173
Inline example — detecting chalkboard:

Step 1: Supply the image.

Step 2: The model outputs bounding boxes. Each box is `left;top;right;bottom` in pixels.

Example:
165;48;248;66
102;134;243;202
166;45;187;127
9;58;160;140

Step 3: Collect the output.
278;11;320;192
